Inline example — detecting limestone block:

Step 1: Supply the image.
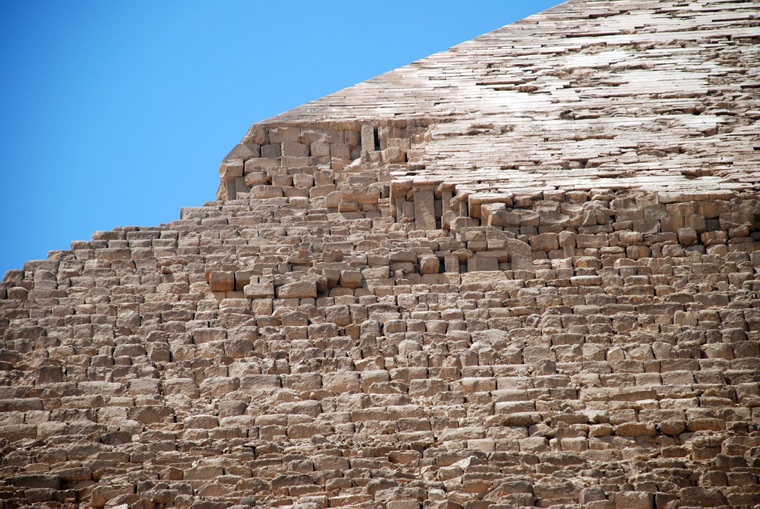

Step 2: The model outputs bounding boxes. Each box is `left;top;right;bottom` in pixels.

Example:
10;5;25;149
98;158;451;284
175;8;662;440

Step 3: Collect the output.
244;170;268;187
331;143;351;160
310;184;336;198
632;219;660;234
271;174;292;187
658;420;686;436
687;418;725;432
577;234;608;248
251;185;283;199
281;142;309;157
329;494;373;507
163;378;200;398
398;339;422;355
147;342;170;362
661;213;685;233
292;173;314;189
413;185;437;231
612;492;653;509
114;343;147;358
507;238;533;271
338;200;358;212
277;400;322;417
360;370;390;392
570;275;602;286
685;214;707;232
382;146;405;163
36;365;63;384
225;140;261;160
261;144;281;158
128;378;160;395
701;230;727;246
530;233;559;252
678;487;728;507
218;159;244;179
727;488;760;507
325;191;342;208
355;186;381;204
616;231;643;247
251;298;273;316
390;250;418;264
309;322;340;339
615;422;655;437
462;377;496;394
208;271;235;292
440;210;457;230
662;244;684;257
481;202;508;226
520;437;549;452
677;227;698;246
444;254;460;273
277;281;317;299
58;467;92;482
2;424;37;441
419;255;440;274
184;415;219;429
91;485;134;508
468;254;499;272
361;124;376;155
325;305;351;326
193;328;226;344
244;282;274;299
129;405;173;425
200;377;240;398
339;270;363;288
306;141;328;158
323;372;361;394
282;373;322;391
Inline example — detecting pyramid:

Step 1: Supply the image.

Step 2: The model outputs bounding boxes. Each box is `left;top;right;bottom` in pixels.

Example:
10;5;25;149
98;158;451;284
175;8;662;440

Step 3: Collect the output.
2;1;760;508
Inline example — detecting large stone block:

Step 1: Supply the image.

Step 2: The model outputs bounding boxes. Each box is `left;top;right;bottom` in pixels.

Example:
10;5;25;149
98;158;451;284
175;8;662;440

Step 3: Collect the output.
413;185;437;230
277;281;317;299
244;282;274;299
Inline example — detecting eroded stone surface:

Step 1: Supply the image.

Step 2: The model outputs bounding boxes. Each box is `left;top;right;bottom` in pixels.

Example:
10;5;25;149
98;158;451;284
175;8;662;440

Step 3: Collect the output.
1;0;760;508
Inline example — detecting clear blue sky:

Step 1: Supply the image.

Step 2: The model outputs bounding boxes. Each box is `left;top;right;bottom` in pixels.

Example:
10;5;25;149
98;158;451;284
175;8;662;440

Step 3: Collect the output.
0;1;562;277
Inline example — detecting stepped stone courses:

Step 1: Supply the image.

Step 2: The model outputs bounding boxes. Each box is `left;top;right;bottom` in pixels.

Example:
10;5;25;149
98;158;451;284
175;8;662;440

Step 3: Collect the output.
1;0;760;508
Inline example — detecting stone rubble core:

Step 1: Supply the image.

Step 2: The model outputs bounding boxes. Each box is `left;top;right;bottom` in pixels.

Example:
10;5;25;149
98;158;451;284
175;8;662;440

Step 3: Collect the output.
2;1;760;508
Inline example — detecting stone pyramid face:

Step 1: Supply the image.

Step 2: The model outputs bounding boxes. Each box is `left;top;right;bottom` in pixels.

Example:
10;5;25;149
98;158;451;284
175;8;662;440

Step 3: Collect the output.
1;1;760;508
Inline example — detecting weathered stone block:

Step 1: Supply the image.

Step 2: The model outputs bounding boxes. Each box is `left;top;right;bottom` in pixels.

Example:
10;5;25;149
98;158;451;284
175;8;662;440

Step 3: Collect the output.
183;415;219;429
530;233;559;252
340;270;363;288
218;159;244;179
208;271;235;292
251;185;283;199
678;227;698;246
678;487;728;507
281;141;309;157
37;365;63;384
244;282;274;299
419;255;440;274
612;492;653;509
322;372;360;394
325;304;351;326
91;485;134;508
615;422;655;437
468;255;499;272
277;281;317;299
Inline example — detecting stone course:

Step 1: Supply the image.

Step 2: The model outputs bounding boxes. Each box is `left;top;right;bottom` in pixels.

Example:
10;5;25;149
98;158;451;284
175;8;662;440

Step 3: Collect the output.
2;0;760;508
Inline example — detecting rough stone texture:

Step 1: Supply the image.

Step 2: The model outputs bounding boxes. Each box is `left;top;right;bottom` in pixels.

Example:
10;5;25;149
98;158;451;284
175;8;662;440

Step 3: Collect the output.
2;1;760;508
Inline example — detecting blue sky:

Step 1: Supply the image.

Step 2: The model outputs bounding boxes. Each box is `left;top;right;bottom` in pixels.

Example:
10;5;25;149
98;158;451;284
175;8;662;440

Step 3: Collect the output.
0;1;562;277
